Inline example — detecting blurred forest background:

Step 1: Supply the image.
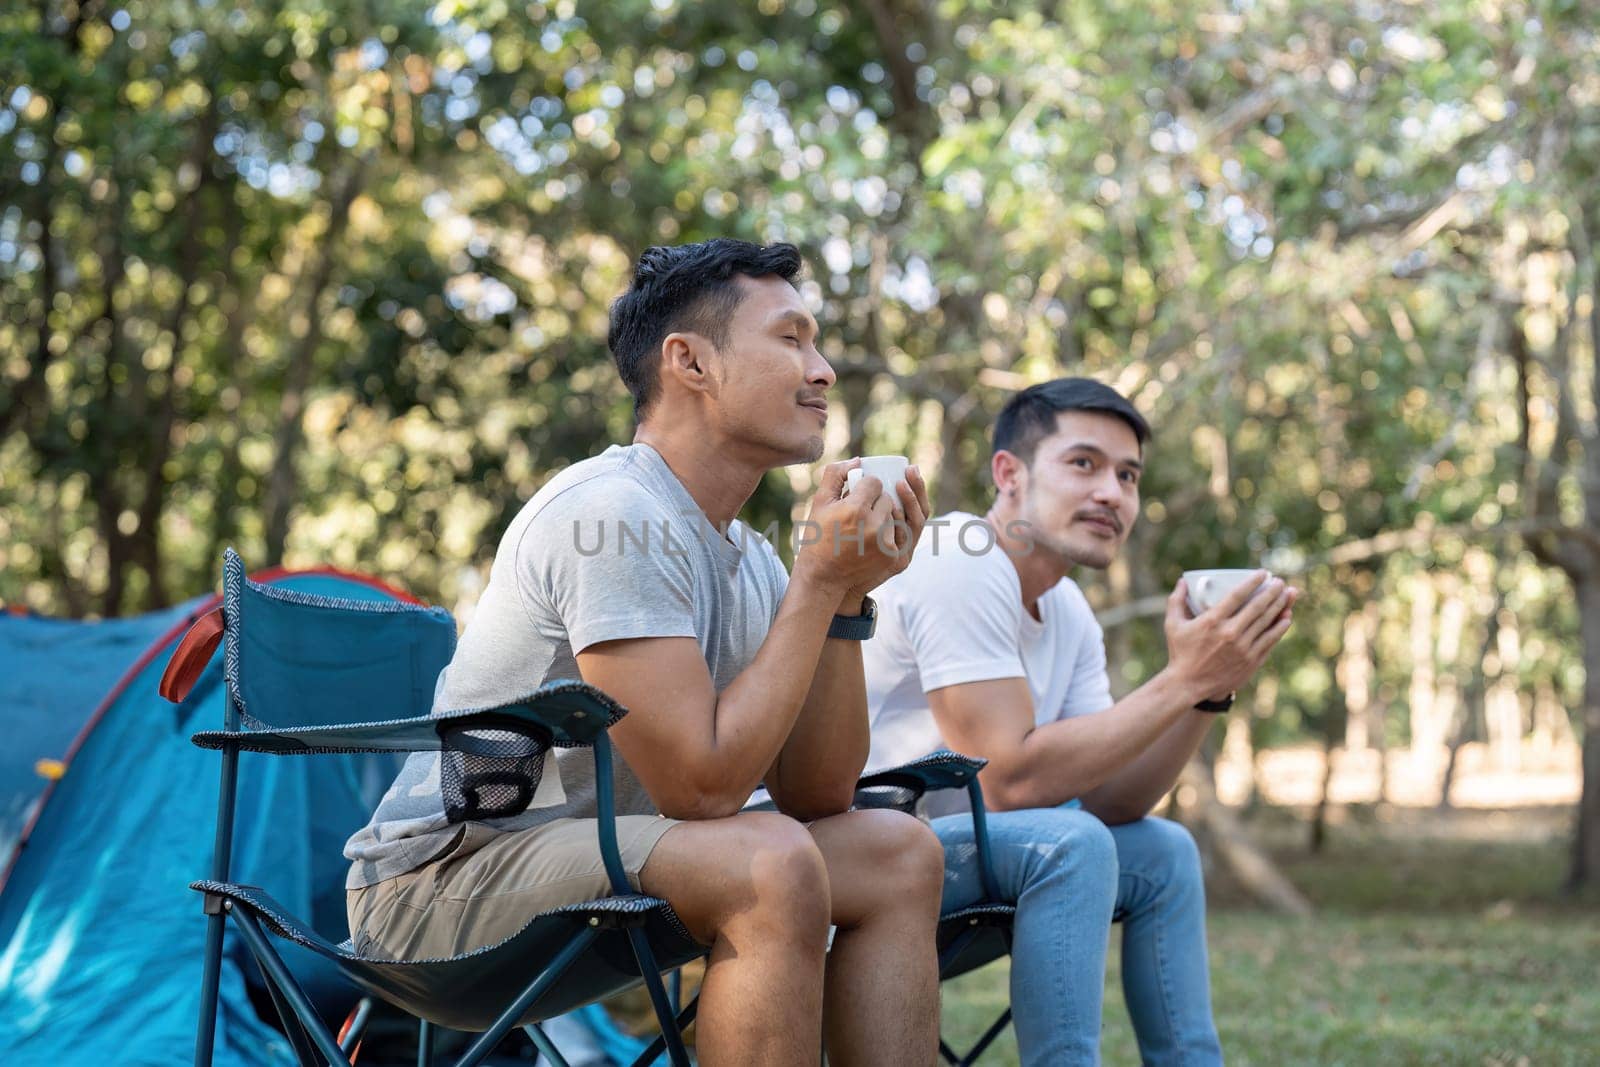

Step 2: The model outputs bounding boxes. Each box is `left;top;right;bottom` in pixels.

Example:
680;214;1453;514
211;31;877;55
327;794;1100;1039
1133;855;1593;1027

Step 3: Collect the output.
2;1;1599;1058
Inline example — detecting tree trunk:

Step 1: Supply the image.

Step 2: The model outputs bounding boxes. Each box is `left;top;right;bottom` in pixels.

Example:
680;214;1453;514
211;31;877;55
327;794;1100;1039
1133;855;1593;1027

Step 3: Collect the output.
1487;607;1523;770
129;97;220;610
1532;680;1575;754
1374;690;1395;804
1180;759;1313;917
1340;603;1376;750
1569;575;1600;891
203;205;252;571
859;0;936;157
1220;710;1255;810
1309;729;1338;853
263;161;367;562
0;0;76;442
1427;577;1467;778
1437;672;1482;813
931;402;969;516
1439;579;1502;810
96;479;130;615
1408;573;1441;767
1245;674;1278;814
1565;201;1600;891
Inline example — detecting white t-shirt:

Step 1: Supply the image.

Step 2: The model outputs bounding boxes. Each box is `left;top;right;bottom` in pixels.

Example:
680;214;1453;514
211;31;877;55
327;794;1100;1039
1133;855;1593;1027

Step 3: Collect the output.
862;512;1114;805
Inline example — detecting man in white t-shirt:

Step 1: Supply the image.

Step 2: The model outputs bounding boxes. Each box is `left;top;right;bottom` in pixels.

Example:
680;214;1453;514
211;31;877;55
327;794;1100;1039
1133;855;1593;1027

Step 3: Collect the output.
862;378;1298;1066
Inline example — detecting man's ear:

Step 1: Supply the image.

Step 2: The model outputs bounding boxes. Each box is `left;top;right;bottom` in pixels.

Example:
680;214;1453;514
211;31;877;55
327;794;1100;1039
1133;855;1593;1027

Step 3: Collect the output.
992;449;1026;499
660;331;719;399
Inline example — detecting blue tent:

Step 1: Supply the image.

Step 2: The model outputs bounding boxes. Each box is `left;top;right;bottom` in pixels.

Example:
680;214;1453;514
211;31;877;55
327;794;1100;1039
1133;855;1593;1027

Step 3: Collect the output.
0;568;424;1066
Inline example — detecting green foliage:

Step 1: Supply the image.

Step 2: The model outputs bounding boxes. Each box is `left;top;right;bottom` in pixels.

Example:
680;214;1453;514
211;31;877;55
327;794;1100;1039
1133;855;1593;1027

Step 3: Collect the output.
1;0;1595;771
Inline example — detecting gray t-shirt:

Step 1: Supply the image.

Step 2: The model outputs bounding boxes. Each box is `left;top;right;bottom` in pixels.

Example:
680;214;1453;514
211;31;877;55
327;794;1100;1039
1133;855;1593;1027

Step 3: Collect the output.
345;443;790;889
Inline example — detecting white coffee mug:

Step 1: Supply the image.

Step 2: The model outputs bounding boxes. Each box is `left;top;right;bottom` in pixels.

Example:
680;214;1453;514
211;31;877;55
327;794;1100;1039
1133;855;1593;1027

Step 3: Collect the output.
1182;569;1268;615
845;455;910;497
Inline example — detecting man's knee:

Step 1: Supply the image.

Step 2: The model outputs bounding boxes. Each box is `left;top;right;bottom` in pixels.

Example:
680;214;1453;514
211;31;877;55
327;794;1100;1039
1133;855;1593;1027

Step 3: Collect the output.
737;812;833;926
1127;815;1204;885
846;808;946;899
657;812;831;943
1042;807;1117;865
1031;808;1119;898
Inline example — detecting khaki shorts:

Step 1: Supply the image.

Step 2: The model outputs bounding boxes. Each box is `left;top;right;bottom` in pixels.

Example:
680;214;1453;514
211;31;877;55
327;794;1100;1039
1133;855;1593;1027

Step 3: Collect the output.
348;815;679;960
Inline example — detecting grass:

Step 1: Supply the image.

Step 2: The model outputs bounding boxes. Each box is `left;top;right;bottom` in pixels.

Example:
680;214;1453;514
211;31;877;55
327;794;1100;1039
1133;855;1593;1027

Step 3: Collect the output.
940;807;1600;1066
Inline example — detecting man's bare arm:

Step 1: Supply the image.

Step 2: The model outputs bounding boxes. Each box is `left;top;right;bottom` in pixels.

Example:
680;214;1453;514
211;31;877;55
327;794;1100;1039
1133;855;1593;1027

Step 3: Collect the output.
1083;585;1298;821
927;672;1196;813
576;461;917;821
765;468;932;820
929;575;1296;817
1078;711;1218;823
761;636;871;820
576;569;846;821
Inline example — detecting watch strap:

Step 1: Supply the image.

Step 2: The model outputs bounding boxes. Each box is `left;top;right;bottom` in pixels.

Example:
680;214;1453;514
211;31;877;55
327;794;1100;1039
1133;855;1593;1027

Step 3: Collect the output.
828;596;877;641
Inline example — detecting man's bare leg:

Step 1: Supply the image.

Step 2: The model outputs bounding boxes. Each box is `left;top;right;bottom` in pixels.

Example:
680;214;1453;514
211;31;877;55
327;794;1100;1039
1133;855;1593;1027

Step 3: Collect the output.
639;812;832;1067
809;808;945;1067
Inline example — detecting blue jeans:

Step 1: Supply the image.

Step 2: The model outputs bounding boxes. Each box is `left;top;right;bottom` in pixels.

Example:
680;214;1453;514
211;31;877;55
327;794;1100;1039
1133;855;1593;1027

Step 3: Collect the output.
932;805;1222;1066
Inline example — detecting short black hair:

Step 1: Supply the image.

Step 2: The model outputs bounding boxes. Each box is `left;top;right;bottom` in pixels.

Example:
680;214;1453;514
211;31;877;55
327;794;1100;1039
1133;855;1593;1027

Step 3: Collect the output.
993;377;1151;466
607;239;804;419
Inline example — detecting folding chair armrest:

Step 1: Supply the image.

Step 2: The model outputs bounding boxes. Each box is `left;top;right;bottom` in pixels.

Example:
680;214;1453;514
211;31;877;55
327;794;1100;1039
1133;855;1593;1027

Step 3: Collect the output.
189;880;334;953
448;679;627;746
853;750;988;809
192;711;492;754
192;679;629;753
855;751;1004;905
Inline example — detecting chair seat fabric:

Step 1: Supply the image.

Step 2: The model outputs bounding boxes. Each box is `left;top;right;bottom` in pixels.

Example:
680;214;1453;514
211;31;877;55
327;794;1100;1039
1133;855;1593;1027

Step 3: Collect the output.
193;880;705;1032
938;902;1016;981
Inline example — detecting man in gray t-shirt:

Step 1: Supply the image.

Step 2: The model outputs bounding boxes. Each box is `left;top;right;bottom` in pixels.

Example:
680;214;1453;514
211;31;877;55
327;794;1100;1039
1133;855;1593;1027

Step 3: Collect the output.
346;239;945;1066
343;443;791;889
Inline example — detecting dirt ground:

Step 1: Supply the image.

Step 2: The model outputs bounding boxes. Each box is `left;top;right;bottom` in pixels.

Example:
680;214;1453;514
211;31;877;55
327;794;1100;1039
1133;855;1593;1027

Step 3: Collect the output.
1214;741;1581;813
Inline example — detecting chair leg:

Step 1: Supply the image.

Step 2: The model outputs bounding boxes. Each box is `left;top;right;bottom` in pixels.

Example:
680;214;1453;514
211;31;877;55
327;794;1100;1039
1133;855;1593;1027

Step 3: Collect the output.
624;927;692;1067
193;911;228;1067
228;908;351;1065
953;1007;1013;1067
455;926;600;1067
250;950;323;1067
417;1019;434;1067
339;999;372;1054
196;708;243;1067
937;925;982;976
522;1022;572;1067
626;993;699;1067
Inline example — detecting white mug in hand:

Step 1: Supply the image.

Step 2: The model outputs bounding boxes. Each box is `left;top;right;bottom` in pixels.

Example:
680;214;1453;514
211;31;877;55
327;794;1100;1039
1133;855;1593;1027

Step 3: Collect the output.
1182;569;1269;615
844;455;910;497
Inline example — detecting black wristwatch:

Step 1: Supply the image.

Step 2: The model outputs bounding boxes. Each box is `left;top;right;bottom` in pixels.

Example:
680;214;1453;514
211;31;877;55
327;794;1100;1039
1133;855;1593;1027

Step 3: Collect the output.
827;596;877;641
1194;693;1236;713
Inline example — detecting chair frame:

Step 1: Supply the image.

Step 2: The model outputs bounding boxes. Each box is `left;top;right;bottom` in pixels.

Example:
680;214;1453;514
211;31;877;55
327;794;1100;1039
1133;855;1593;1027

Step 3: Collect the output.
178;550;701;1067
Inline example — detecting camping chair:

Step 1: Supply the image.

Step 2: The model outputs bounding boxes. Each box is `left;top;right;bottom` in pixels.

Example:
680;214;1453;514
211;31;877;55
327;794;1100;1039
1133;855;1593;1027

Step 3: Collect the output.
163;550;704;1067
851;752;1015;1067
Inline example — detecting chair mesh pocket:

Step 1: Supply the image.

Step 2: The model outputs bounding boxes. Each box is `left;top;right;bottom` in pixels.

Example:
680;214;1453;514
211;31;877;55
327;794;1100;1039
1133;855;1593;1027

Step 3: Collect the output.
439;721;550;823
